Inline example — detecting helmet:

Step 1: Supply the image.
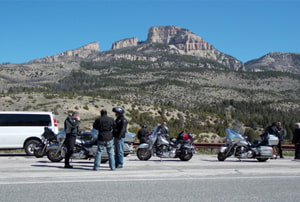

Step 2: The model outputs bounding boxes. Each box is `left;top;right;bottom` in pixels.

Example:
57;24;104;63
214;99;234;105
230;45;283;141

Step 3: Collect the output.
112;107;125;115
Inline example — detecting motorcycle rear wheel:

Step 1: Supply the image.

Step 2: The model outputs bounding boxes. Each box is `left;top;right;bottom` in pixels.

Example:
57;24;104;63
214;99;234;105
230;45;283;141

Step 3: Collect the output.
47;149;64;162
217;152;227;161
179;152;193;161
137;148;152;161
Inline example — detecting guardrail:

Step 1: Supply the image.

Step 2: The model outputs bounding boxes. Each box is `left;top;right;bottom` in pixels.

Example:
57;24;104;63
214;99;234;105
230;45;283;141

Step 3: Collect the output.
133;142;295;151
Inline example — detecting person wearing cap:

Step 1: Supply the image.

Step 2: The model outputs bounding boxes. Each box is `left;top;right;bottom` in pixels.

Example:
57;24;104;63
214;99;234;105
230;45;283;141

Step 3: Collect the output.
112;107;127;169
64;111;80;168
158;122;169;136
93;109;116;171
137;124;149;144
292;123;300;160
276;122;285;158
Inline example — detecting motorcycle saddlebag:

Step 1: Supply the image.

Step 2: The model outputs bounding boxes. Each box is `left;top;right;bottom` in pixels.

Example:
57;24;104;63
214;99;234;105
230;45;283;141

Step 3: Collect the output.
257;146;273;156
267;135;279;146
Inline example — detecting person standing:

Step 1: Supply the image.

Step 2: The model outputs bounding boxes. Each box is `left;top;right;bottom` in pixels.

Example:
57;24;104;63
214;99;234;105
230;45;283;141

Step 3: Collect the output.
137;125;148;144
158;122;169;136
263;122;280;158
112;107;127;169
265;122;280;137
93;109;116;171
292;123;300;160
277;122;285;158
64;111;80;168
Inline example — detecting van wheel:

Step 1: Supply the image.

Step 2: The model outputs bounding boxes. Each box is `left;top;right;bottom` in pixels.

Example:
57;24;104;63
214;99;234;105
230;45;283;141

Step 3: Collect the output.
24;140;40;156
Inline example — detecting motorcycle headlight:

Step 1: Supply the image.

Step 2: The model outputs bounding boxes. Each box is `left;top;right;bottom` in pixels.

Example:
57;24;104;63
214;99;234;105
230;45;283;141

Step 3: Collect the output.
219;146;228;153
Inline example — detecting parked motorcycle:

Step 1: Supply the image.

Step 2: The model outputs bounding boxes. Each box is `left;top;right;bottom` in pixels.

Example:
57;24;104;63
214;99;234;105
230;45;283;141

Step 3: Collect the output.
137;126;195;161
33;127;57;158
46;129;135;163
217;128;279;162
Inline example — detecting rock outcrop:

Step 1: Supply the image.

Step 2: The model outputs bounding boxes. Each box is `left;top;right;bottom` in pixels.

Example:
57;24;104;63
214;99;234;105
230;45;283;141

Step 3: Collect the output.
111;37;138;50
29;41;100;64
109;26;244;71
147;26;214;51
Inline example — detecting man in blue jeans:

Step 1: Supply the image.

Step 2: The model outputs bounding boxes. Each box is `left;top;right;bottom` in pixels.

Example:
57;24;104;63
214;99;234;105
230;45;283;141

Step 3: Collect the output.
112;107;128;169
93;109;116;171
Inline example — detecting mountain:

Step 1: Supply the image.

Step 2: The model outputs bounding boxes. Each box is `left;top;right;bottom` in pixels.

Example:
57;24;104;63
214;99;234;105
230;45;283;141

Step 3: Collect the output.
245;52;300;75
27;26;244;71
0;26;299;112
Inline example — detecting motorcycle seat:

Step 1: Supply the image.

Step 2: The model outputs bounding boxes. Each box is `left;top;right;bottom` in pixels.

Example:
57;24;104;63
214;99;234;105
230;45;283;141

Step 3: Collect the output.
251;140;262;147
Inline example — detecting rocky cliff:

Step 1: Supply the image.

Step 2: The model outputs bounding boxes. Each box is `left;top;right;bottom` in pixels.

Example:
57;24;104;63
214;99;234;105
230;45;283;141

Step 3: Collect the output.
28;41;100;64
111;37;138;50
147;26;214;51
109;26;244;71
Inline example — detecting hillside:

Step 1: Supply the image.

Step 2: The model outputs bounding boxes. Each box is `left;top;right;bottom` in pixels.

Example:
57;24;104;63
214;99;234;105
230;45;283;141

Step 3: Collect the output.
0;92;225;143
245;52;300;74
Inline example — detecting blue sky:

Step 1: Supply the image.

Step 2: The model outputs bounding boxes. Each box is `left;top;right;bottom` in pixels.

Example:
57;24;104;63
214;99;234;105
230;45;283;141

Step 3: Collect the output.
0;0;299;64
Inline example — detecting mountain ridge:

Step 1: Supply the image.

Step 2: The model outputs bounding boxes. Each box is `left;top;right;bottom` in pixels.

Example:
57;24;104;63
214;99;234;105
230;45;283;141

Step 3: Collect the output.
0;26;299;112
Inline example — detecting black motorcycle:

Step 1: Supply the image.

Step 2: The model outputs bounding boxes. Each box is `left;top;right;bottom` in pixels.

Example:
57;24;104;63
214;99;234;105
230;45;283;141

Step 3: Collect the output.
46;129;135;163
33;127;57;158
137;126;195;161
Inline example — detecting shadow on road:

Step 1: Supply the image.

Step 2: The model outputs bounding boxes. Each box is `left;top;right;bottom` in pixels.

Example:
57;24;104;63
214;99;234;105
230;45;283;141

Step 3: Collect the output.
31;160;98;171
0;153;27;157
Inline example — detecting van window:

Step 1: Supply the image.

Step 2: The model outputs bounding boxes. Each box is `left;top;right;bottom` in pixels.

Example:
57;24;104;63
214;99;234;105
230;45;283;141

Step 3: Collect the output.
0;114;52;127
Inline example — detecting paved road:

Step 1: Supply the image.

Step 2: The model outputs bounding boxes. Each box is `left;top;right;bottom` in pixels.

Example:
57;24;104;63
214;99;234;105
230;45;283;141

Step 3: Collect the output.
0;154;300;202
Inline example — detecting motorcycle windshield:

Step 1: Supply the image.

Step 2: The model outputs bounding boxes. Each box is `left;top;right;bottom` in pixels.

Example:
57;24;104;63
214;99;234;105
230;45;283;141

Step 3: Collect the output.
152;126;160;134
146;126;159;144
225;128;244;140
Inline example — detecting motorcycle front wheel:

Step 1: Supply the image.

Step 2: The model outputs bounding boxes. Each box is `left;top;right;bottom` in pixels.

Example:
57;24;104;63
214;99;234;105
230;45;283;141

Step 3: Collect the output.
217;151;227;161
137;148;152;161
34;148;46;158
47;149;64;162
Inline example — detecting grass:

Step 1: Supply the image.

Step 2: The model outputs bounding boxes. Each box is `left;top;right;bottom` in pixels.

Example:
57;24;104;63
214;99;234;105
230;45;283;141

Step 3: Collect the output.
0;149;25;154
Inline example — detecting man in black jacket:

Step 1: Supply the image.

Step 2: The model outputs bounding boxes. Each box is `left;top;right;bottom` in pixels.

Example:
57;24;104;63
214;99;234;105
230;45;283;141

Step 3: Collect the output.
64;111;80;168
277;122;285;158
292;123;300;160
93;109;116;171
112;107;127;169
137;125;148;144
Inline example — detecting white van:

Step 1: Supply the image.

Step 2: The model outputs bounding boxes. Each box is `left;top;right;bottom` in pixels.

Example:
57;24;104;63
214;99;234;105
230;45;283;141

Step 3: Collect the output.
0;111;58;155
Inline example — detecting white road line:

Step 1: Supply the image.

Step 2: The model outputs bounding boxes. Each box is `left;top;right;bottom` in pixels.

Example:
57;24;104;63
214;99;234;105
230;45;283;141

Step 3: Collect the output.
0;175;300;185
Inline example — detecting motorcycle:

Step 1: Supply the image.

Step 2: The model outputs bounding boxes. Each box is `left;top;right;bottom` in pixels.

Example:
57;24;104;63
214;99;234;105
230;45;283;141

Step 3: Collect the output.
33;127;57;158
136;126;195;161
46;129;135;163
217;128;279;162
